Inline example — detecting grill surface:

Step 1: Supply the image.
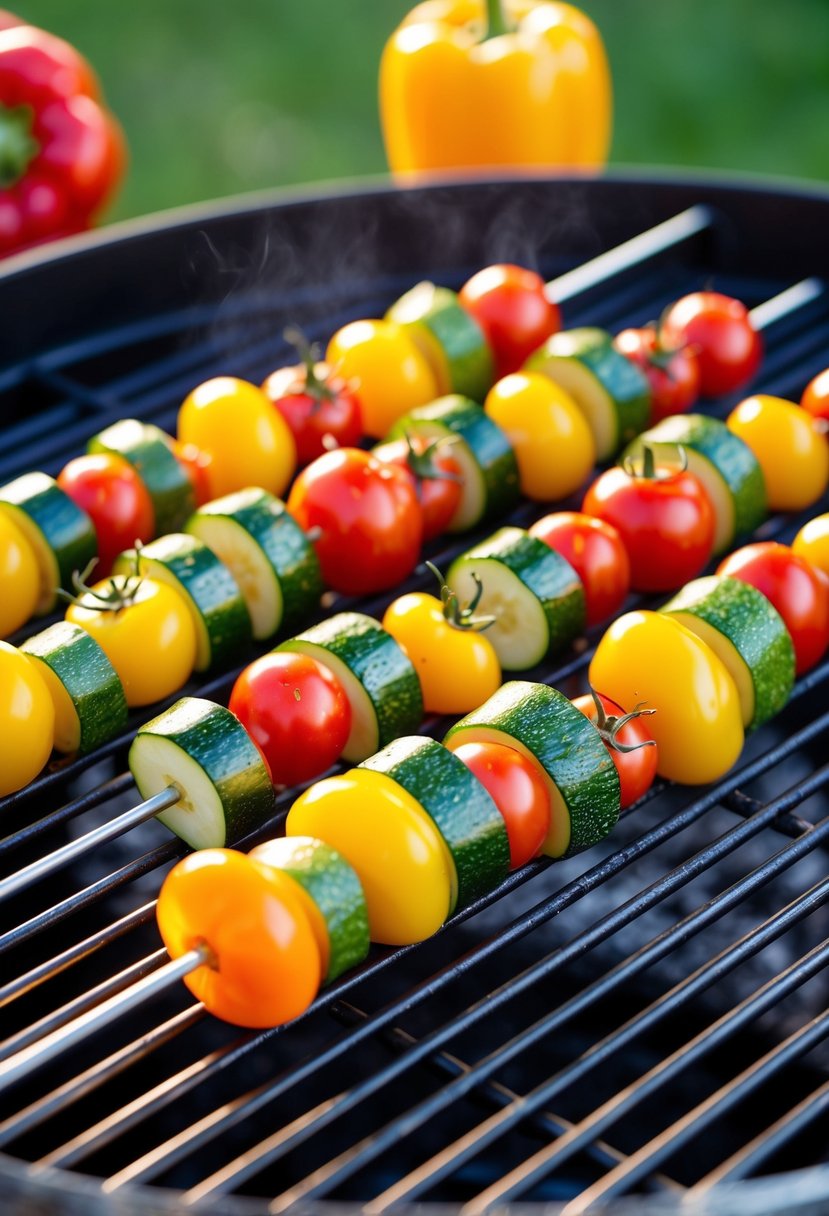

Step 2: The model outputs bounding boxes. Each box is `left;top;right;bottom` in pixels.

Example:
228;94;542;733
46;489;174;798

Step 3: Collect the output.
0;174;828;1215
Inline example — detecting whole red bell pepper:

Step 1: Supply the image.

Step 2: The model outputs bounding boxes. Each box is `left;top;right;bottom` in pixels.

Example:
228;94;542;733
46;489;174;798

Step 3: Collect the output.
0;14;125;256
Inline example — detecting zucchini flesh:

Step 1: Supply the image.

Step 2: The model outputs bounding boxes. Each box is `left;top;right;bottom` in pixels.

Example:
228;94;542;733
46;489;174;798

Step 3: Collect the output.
113;533;252;671
277;611;423;762
0;472;97;613
445;681;621;857
360;735;510;909
387;282;494;402
447;526;585;670
250;835;370;983
22;621;128;754
88;419;195;534
387;395;519;531
186;488;322;641
130;696;276;849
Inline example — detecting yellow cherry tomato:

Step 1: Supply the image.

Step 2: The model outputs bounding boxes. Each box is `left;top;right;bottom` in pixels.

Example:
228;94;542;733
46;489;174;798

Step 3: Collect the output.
287;767;457;946
382;590;501;715
178;376;297;499
0;640;54;796
484;371;595;501
0;512;40;636
157;849;322;1028
66;576;197;707
326;319;438;438
588;610;744;785
792;513;829;578
726;395;829;512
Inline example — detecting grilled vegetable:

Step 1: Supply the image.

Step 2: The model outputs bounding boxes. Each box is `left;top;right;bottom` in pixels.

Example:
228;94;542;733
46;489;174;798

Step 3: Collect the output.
277;612;423;763
88;419;195;535
0;639;55;798
445;681;620;858
250;836;370;983
0;511;40;636
0;471;96;613
325;319;438;438
130;697;277;849
113;533;251;672
387;395;520;531
386;281;493;401
525;327;650;459
452;738;551;869
21;621;127;754
447;526;585;670
726;394;829;512
186;488;322;641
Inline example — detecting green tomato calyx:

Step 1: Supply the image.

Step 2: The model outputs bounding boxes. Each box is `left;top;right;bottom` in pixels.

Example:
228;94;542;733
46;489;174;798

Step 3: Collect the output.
426;560;496;633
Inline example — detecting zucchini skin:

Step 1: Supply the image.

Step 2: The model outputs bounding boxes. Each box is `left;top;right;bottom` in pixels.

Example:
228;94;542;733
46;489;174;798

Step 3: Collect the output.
21;620;128;753
445;681;621;856
0;471;97;611
89;419;196;535
360;735;510;909
131;697;277;847
278;611;423;751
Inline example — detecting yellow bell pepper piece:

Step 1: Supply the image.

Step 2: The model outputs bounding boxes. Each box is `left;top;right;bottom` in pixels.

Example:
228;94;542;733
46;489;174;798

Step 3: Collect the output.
380;0;612;177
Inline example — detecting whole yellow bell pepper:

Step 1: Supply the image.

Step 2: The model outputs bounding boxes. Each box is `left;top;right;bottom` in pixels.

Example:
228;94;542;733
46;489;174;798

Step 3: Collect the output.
380;0;612;177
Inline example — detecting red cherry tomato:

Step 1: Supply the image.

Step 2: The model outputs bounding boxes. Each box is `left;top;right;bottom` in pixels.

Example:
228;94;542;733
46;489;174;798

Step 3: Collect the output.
229;651;351;787
716;542;829;674
286;447;423;596
582;451;715;593
57;452;155;577
459;263;561;377
452;739;551;870
659;291;762;398
528;511;630;626
372;433;462;542
801;368;829;423
262;331;363;466
171;440;213;507
572;690;658;809
614;325;700;423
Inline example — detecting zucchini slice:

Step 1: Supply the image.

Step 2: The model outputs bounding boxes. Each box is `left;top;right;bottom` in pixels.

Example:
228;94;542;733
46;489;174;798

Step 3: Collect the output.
277;611;423;762
386;395;519;531
447;526;585;670
623;414;766;553
186;488;322;641
444;681;621;858
360;735;510;910
0;472;97;613
21;621;128;754
113;533;252;671
129;696;276;849
661;575;795;729
525;327;651;459
88;419;195;534
250;835;370;983
386;282;494;402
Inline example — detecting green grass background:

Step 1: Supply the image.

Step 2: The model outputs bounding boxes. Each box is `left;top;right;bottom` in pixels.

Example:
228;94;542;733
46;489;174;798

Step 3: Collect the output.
11;1;829;226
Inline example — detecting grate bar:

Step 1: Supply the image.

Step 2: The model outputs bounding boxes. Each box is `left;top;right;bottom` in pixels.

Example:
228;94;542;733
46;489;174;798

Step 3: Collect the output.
0;787;180;904
748;276;825;329
563;1008;829;1213
461;940;829;1213
0;773;134;862
265;799;829;1209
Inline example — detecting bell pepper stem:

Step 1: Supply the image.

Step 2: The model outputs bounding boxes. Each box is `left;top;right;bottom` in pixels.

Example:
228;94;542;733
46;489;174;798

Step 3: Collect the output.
0;103;39;188
483;0;511;39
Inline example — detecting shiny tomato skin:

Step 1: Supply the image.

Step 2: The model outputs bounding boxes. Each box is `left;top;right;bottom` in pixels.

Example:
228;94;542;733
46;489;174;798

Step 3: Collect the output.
371;434;462;542
582;465;715;593
452;739;551;870
325;320;437;438
287;447;423;595
716;542;829;674
614;325;700;423
801;368;829;422
572;692;658;809
229;651;351;788
459;264;561;377
262;362;363;466
529;511;630;626
171;440;212;507
659;291;762;398
57;452;155;577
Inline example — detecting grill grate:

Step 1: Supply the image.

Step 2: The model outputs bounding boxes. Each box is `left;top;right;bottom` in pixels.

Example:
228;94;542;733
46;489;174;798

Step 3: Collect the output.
0;176;828;1215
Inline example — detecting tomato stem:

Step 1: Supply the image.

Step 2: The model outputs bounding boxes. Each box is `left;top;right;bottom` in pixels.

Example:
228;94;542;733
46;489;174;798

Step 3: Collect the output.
402;430;463;492
622;442;688;482
283;326;335;405
55;544;145;613
426;560;496;633
588;687;656;754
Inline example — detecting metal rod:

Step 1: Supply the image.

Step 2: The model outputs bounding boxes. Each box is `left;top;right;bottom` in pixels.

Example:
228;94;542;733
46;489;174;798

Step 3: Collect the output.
0;787;180;904
749;275;825;329
0;947;206;1092
545;204;715;302
0;772;133;860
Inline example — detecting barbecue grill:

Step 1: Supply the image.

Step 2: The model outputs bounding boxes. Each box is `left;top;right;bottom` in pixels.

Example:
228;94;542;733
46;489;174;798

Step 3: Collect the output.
0;173;828;1216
